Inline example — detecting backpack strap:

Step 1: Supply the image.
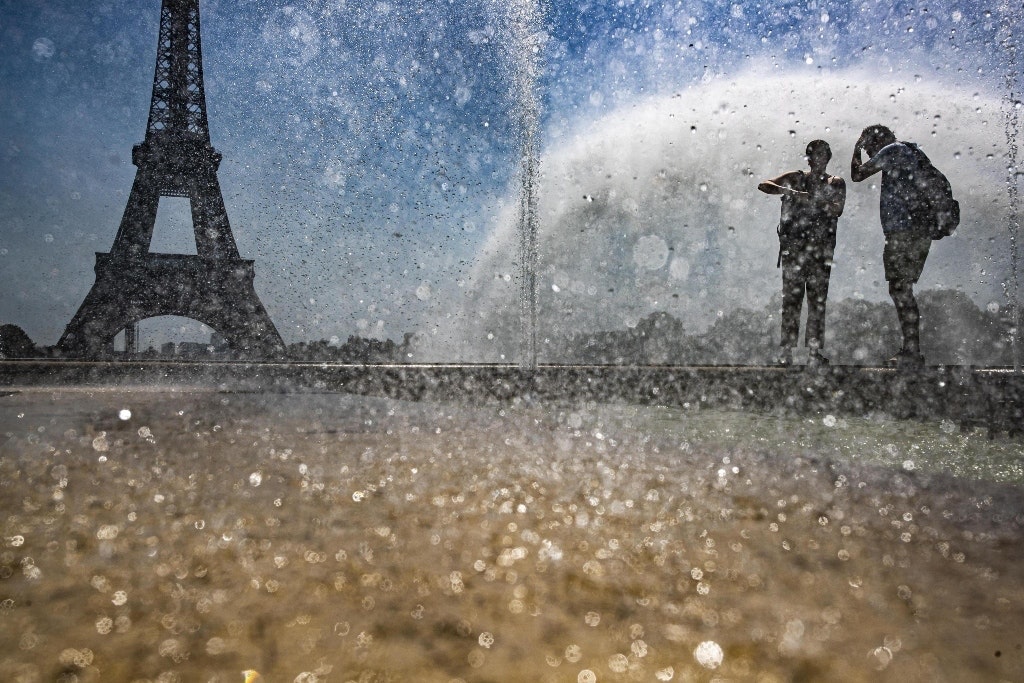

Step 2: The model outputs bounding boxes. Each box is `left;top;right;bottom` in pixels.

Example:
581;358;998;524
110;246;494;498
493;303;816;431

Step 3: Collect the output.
776;222;782;268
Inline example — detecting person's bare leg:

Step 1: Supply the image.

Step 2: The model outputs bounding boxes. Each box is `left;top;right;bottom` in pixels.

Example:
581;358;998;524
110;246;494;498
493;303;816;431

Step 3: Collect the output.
779;256;803;364
805;246;832;363
888;279;920;355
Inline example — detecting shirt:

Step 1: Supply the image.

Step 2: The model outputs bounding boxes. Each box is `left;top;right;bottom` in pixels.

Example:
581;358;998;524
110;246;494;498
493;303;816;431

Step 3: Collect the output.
774;170;844;243
860;141;931;235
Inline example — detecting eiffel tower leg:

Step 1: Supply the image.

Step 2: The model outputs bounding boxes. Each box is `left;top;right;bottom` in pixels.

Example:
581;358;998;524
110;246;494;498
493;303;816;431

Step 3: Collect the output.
58;255;284;359
111;169;160;258
190;171;240;259
187;270;284;357
58;259;140;356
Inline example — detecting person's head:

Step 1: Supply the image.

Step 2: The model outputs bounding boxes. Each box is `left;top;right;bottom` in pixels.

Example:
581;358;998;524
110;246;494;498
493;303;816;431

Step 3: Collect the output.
859;124;896;157
805;139;831;172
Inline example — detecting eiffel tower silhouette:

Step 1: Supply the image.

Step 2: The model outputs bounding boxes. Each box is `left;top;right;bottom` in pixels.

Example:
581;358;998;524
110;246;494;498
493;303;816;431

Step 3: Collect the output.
58;0;284;358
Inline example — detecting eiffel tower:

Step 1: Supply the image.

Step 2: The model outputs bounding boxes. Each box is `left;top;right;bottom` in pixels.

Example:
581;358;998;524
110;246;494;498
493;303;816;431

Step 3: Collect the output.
58;0;284;358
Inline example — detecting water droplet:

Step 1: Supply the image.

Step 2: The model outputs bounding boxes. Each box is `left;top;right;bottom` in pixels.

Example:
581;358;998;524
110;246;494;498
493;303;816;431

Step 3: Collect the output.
32;37;55;61
694;640;724;669
868;646;893;670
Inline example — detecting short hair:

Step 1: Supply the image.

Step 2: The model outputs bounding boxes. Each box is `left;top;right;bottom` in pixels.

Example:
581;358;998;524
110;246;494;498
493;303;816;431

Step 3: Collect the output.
805;139;831;161
860;124;896;155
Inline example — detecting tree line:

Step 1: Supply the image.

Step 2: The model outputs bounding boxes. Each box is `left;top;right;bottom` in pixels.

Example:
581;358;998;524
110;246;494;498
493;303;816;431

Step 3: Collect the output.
552;289;1015;366
1;289;1016;365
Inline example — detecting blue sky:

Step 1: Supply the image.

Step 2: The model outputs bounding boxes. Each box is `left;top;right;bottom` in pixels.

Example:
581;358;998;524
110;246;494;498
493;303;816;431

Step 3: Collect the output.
0;1;1019;357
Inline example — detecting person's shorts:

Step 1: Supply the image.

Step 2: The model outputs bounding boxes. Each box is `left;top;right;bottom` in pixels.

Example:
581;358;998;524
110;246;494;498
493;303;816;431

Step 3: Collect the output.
883;232;931;283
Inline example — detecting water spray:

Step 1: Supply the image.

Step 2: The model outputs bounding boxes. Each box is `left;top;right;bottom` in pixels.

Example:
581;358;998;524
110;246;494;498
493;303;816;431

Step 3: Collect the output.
490;0;544;369
1001;0;1022;373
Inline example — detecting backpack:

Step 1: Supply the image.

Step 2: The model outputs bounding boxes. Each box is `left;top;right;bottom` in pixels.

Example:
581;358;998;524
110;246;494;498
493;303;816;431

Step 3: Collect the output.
905;142;960;239
778;179;812;242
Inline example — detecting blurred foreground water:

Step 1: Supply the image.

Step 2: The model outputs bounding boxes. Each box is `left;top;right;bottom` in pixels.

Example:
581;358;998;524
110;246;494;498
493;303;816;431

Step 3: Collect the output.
1;389;1023;682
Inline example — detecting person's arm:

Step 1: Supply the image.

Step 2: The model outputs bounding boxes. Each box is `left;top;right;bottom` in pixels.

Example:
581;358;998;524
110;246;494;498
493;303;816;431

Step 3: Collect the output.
851;141;886;182
758;171;805;195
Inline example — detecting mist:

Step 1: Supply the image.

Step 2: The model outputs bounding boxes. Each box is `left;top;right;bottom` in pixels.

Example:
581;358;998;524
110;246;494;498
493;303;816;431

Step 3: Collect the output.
416;69;1013;362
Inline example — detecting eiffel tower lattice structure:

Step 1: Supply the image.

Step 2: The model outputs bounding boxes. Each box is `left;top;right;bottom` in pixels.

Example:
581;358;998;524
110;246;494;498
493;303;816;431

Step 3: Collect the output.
57;0;285;358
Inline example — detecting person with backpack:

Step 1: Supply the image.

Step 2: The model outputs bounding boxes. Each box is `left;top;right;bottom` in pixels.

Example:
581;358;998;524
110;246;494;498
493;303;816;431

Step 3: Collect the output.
851;124;960;369
758;139;847;366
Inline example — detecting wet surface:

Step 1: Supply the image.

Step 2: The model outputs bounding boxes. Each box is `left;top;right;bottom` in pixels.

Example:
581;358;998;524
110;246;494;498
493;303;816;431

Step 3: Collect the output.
4;361;1024;438
1;389;1023;682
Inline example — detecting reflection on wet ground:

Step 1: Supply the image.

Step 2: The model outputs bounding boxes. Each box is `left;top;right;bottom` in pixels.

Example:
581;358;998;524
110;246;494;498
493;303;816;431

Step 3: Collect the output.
1;389;1023;682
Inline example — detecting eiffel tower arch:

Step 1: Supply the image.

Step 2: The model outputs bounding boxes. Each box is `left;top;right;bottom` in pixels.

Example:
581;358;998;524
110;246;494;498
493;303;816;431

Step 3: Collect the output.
58;0;285;358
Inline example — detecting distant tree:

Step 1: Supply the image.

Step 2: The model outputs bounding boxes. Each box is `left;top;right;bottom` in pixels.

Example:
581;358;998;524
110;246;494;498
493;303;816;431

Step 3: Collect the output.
824;298;900;365
0;324;38;358
287;334;414;363
918;289;1012;365
559;288;1014;366
635;311;687;364
693;305;775;365
559;311;692;364
825;290;1012;365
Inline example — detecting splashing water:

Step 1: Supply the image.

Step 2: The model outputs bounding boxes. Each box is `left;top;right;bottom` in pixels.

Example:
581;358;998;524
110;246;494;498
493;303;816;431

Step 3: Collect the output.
693;640;724;670
1002;0;1022;372
488;0;544;368
519;115;540;369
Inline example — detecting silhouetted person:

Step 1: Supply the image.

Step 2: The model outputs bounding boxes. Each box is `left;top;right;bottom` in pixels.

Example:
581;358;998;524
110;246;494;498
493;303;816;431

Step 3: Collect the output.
851;124;936;368
759;140;846;366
